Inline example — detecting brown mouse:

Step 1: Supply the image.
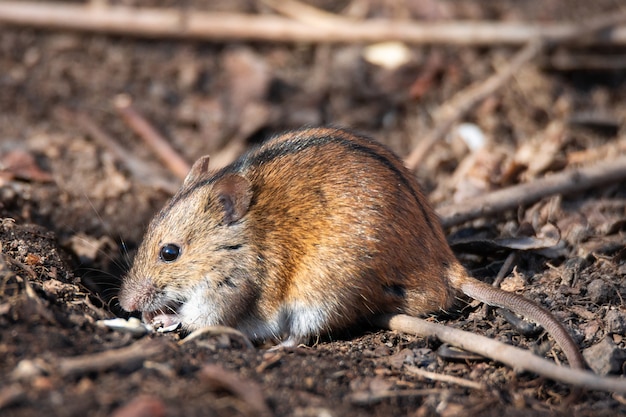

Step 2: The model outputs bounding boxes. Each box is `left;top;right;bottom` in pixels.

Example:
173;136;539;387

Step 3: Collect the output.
119;127;585;370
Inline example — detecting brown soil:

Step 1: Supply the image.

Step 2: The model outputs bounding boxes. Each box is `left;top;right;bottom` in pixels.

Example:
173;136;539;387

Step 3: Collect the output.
1;1;625;416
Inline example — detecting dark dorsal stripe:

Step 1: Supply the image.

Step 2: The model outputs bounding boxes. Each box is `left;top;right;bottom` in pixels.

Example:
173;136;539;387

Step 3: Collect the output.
163;129;437;233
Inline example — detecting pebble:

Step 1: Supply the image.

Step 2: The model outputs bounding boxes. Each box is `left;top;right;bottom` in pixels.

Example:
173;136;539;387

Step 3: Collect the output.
582;336;626;375
606;310;626;335
587;279;611;304
388;348;415;369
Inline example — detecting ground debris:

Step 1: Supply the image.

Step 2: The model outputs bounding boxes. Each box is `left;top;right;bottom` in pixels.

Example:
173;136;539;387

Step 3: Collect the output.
583;337;626;376
1;1;626;416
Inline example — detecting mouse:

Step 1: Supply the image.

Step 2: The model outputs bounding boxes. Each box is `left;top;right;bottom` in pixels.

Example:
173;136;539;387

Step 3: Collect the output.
118;127;585;371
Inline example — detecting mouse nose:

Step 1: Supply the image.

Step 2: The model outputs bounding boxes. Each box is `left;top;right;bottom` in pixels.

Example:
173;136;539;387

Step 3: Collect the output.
118;277;157;312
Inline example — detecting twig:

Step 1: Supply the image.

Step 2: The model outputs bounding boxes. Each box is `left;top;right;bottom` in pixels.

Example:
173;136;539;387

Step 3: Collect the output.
55;338;166;378
404;10;626;170
492;252;517;288
405;365;486;390
548;52;626;71
350;388;449;406
179;325;254;349
0;2;626;46
376;314;626;393
66;108;179;194
11;338;167;381
437;155;626;228
114;95;191;181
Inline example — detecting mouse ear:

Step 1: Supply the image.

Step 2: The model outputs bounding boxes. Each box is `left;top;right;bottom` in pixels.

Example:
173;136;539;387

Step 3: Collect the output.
213;174;252;225
183;155;211;187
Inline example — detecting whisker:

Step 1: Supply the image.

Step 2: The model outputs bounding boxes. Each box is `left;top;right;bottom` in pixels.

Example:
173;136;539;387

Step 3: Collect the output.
77;266;120;279
120;241;134;269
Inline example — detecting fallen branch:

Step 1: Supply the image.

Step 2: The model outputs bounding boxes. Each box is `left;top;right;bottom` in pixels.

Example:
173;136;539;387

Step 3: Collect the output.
0;2;625;46
437;155;626;228
377;314;626;393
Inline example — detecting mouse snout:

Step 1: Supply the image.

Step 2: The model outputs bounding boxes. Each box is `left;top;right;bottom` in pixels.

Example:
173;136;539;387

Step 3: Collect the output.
118;277;158;312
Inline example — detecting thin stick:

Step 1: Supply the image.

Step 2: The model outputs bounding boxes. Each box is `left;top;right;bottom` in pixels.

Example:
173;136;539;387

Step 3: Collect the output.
548;52;626;71
114;95;191;181
56;338;166;377
492;252;517;288
350;388;451;406
0;2;625;46
11;338;167;381
377;314;626;393
437;155;626;228
405;365;486;390
72;110;136;170
67;108;179;194
179;325;254;349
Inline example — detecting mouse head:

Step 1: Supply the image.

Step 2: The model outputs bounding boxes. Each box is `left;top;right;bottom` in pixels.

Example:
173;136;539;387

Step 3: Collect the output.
118;155;258;330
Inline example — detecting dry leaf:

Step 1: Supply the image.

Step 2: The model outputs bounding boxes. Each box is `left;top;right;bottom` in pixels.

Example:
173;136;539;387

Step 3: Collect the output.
0;149;53;182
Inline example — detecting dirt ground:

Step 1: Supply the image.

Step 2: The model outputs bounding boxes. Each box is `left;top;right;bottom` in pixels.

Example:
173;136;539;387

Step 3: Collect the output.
1;0;626;416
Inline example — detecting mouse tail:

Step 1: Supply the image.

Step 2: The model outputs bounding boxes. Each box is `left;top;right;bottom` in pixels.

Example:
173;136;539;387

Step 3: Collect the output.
449;263;586;370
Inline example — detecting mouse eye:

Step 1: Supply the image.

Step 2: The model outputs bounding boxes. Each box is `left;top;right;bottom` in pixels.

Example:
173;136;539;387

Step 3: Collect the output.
159;244;181;263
